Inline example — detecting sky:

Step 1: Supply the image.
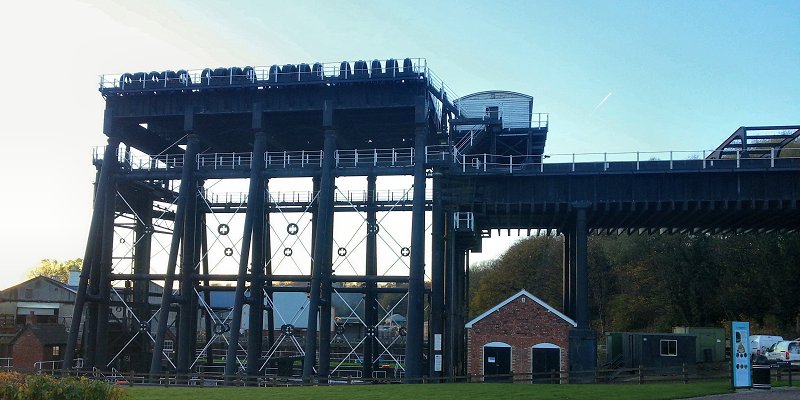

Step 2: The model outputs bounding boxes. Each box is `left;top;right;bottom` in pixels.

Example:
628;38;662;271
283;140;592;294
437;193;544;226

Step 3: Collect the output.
0;0;797;288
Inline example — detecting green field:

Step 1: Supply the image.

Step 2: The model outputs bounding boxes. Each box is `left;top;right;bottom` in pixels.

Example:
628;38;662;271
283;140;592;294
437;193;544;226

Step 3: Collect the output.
125;382;732;400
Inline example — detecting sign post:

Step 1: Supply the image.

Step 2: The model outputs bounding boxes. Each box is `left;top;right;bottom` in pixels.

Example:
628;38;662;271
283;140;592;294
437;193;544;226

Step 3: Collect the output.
731;321;751;389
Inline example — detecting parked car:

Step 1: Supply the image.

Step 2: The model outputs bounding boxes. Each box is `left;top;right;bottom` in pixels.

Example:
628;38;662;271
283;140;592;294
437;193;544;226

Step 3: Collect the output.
764;340;800;364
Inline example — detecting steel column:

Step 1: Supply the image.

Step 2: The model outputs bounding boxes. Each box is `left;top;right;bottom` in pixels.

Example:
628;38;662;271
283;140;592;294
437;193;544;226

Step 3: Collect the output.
132;193;153;372
63;135;120;370
176;179;201;375
429;175;444;379
363;175;377;379
569;228;577;320
149;134;200;378
200;217;214;367
444;213;456;377
225;131;267;378
562;231;572;318
405;98;429;380
247;174;268;375
94;175;116;369
304;102;337;381
574;206;589;328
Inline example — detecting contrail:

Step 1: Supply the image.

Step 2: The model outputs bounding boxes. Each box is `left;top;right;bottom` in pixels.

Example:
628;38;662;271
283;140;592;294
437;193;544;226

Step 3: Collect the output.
592;92;613;112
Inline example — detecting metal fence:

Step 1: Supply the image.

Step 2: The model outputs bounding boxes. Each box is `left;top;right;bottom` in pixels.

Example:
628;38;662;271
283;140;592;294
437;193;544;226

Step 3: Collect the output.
25;362;794;387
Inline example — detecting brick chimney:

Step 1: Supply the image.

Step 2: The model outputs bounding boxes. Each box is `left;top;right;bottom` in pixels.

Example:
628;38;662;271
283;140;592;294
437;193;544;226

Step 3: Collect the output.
25;311;36;326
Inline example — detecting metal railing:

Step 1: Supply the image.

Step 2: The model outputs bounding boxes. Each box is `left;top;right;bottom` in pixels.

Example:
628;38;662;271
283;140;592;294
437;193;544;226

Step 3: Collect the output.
445;147;800;174
33;362;791;386
95;145;800;175
202;189;432;205
33;358;83;371
335;148;414;168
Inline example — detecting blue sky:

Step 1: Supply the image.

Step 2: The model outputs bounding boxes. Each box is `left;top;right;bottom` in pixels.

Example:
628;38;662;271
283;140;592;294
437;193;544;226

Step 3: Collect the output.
0;0;797;287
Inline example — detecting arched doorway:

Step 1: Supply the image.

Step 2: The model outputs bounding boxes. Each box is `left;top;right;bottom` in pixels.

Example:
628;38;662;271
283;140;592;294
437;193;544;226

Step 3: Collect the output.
531;343;561;384
483;342;512;381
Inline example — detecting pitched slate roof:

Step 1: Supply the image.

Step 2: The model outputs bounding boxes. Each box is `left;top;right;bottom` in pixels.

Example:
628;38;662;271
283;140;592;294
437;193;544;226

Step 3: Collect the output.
12;323;68;346
465;289;577;329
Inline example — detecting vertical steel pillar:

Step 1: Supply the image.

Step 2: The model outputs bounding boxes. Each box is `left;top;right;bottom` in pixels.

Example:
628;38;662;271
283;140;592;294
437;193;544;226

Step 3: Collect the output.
304;103;337;381
149;133;200;378
459;250;468;374
132;193;153;372
363;175;378;379
247;174;268;375
444;213;456;377
248;104;268;374
187;206;202;366
94;173;117;370
562;230;572;318
177;179;201;376
200;218;214;367
429;176;444;379
568;202;596;378
569;228;578;320
67;132;120;371
574;207;589;329
318;105;337;381
225;130;267;379
405;97;428;381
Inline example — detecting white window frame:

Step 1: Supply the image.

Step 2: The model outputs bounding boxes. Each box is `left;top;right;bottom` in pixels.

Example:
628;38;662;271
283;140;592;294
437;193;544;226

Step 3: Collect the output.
163;339;174;353
660;339;678;356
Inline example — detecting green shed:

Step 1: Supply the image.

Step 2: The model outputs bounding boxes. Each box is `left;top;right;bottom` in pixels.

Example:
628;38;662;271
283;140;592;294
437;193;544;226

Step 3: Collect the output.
672;326;725;363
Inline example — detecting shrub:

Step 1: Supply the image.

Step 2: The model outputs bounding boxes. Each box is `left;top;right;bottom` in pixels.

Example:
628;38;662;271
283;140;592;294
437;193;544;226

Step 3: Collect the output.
0;372;126;400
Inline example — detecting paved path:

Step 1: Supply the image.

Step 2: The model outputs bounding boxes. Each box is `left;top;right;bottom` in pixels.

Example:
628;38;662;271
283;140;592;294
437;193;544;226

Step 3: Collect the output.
682;387;800;399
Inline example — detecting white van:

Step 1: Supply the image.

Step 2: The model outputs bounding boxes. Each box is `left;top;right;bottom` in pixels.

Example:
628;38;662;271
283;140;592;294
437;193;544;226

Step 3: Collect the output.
765;341;800;363
751;335;783;356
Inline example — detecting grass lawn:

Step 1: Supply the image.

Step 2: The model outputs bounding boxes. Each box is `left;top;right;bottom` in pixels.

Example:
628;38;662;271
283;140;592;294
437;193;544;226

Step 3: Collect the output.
125;381;732;400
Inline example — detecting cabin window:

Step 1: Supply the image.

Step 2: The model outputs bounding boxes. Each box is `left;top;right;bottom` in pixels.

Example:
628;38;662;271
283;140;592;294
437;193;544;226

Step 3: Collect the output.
163;340;174;352
660;339;677;356
485;106;499;120
52;346;60;357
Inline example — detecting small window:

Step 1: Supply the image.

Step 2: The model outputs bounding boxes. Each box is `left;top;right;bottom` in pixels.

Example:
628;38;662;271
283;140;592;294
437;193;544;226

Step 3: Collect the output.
163;340;174;352
660;339;677;356
486;106;499;120
52;346;60;357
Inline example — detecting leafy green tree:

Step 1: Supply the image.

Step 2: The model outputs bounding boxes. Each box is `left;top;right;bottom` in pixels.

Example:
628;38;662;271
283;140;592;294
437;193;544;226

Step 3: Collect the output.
469;236;562;317
26;258;82;283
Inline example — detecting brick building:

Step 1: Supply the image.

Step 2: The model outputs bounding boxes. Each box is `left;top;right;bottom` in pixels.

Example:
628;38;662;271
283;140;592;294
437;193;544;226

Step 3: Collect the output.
10;313;67;371
465;290;576;381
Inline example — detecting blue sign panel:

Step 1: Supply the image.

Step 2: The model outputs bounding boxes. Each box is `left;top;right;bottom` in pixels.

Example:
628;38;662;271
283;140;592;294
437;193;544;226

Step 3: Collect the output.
731;321;751;388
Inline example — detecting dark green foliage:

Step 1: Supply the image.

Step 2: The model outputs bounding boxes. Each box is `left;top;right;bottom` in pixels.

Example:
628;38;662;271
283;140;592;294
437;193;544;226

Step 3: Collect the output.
0;372;127;400
469;233;800;338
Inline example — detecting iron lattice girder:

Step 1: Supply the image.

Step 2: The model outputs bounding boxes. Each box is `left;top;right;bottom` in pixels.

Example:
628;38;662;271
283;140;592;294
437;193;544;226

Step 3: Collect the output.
448;169;800;232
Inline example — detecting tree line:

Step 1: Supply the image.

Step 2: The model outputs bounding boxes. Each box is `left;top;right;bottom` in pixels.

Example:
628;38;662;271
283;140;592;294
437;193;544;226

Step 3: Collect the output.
469;233;800;338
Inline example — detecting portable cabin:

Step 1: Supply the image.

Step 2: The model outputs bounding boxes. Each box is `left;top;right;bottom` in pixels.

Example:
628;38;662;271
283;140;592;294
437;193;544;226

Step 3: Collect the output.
672;327;725;362
606;332;696;369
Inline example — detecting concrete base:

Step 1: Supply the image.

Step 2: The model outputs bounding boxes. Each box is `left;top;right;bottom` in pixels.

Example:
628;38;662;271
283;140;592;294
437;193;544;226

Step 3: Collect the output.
569;328;597;382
